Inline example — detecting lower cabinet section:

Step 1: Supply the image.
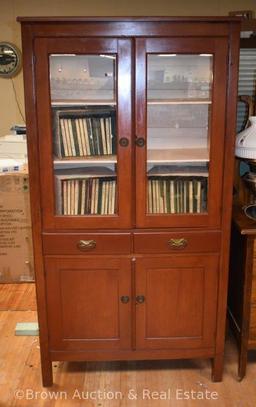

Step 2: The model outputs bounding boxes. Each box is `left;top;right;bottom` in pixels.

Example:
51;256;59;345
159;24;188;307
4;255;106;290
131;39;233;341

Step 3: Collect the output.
45;257;132;351
45;254;219;353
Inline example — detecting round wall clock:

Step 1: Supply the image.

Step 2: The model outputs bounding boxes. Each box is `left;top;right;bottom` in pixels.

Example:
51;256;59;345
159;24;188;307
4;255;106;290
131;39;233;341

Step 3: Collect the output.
0;42;22;78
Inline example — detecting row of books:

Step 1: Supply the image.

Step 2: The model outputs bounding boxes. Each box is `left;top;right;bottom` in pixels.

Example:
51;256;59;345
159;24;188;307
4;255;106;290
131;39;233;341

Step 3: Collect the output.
57;178;116;215
54;113;116;158
147;177;207;214
55;167;116;215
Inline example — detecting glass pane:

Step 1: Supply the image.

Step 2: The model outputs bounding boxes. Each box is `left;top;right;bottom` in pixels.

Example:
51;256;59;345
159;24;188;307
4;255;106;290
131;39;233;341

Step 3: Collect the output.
147;54;213;214
49;54;117;216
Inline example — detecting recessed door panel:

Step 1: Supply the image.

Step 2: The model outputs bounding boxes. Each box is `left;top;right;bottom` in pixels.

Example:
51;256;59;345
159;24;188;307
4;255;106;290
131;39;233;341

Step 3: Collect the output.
45;257;131;350
135;255;218;349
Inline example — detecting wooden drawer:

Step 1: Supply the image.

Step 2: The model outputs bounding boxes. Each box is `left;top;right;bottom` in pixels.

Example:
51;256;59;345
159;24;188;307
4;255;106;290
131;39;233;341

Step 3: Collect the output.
43;233;131;255
134;231;221;254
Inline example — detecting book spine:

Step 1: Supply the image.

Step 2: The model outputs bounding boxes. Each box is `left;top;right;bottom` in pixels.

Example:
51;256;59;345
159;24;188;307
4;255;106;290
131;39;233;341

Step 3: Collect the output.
71;119;80;156
67;119;76;156
75;119;84;156
110;115;116;155
87;118;95;155
60;119;68;157
100;117;107;155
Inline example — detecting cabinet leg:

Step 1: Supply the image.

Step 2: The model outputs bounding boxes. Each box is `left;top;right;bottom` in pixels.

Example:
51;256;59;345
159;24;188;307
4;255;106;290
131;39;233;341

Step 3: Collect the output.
238;342;248;381
41;358;53;387
211;354;223;382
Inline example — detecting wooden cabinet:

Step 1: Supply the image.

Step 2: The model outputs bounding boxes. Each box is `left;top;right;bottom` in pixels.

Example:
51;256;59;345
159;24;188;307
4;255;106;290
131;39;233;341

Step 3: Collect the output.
18;16;240;386
228;204;256;379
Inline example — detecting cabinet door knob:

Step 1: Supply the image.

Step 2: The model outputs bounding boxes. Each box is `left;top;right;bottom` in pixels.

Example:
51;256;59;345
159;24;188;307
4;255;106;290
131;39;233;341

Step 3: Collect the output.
136;295;145;304
120;295;130;304
168;238;187;249
135;137;145;147
119;137;129;147
77;239;96;251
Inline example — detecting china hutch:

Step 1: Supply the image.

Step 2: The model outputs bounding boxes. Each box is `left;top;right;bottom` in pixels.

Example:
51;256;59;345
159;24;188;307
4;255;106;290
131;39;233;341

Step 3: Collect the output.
18;17;240;386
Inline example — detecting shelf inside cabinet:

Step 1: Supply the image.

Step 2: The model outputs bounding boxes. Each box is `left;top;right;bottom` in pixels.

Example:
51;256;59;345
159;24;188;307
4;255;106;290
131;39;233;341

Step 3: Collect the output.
147;99;212;105
52;100;116;107
54;155;117;165
147;148;209;163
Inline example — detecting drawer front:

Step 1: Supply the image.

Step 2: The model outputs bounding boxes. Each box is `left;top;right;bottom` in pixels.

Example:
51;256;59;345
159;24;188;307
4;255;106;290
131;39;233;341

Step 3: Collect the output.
43;233;131;255
134;231;221;254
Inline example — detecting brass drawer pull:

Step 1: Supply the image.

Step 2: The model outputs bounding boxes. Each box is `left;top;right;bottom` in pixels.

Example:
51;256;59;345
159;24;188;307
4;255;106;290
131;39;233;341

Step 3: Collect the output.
77;239;96;251
168;238;187;249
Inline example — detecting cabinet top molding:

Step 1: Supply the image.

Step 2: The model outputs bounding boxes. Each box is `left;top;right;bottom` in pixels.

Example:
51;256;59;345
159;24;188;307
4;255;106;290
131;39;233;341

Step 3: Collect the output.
17;16;241;23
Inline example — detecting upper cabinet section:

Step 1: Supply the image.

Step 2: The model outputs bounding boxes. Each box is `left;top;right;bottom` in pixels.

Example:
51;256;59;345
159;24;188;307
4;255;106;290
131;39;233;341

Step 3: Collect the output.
135;37;228;228
49;54;117;217
146;53;213;216
20;18;240;231
50;53;116;105
34;38;132;229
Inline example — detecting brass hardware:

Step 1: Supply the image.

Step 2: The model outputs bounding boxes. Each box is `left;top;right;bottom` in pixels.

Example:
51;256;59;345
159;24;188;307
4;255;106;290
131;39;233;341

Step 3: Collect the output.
135;137;145;147
77;239;96;251
136;295;145;304
120;295;130;304
119;137;129;147
168;238;187;249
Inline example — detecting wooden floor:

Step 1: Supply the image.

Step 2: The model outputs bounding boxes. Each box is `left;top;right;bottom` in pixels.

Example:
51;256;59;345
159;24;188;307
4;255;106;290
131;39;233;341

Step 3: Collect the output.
0;284;256;407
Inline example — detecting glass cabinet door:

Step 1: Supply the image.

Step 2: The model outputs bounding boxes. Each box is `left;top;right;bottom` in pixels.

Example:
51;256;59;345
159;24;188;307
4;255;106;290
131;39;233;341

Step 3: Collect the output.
34;38;132;229
135;38;228;228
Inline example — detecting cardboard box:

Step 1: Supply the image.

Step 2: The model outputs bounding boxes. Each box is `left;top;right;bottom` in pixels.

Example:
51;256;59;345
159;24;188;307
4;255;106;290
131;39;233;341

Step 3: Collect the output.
0;172;34;282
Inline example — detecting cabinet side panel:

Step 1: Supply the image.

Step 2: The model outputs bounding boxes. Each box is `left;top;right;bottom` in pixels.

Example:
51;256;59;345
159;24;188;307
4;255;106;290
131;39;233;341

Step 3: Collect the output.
20;23;52;384
215;22;240;362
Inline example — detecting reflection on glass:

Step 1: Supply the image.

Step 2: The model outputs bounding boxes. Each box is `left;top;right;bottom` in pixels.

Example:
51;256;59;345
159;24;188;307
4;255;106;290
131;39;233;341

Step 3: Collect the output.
49;54;117;216
50;54;115;102
147;54;213;215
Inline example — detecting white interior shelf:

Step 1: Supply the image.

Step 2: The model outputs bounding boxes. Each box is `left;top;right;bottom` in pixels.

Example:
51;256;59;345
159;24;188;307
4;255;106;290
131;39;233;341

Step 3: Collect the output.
147;99;212;105
54;155;117;165
52;100;116;106
147;148;209;163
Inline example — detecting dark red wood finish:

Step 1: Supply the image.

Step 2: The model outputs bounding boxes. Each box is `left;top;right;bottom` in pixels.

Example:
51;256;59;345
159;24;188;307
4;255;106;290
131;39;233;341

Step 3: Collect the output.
18;17;240;386
228;204;256;380
45;257;132;350
134;230;221;253
43;232;131;254
135;255;219;349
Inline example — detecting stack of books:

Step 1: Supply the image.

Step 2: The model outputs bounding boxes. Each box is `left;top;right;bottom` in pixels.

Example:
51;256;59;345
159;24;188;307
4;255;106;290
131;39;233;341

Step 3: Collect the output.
55;167;116;215
53;108;116;158
147;165;208;214
147;177;207;214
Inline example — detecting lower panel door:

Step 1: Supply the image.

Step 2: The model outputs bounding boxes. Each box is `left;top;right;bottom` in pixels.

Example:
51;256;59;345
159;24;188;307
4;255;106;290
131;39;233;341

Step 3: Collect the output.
135;255;219;350
45;256;131;351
